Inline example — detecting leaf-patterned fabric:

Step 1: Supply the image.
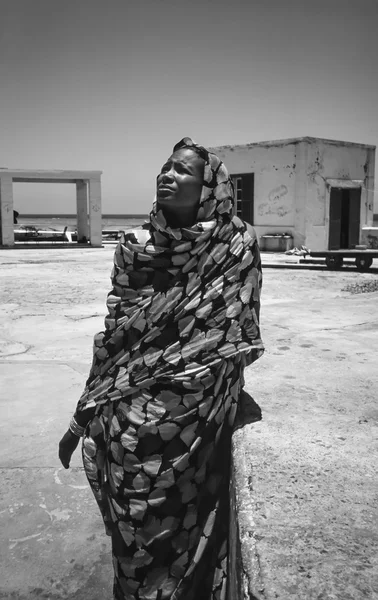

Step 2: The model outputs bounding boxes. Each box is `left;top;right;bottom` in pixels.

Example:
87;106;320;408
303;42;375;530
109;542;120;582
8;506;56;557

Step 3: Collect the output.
77;139;264;600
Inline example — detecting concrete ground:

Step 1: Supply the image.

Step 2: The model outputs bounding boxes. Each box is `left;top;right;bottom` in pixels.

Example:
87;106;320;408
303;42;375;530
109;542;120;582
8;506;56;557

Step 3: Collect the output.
0;246;377;599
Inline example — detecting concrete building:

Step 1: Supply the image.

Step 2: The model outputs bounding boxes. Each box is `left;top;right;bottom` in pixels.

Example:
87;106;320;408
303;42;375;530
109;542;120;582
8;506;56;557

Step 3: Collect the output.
210;137;376;251
0;169;103;247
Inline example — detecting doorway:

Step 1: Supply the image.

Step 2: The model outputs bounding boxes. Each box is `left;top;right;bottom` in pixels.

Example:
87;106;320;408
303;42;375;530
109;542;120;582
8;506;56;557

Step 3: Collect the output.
329;187;361;250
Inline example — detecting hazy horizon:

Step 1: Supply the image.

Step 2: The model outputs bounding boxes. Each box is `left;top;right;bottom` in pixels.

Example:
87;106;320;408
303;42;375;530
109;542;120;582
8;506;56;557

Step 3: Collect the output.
1;0;378;214
18;212;150;217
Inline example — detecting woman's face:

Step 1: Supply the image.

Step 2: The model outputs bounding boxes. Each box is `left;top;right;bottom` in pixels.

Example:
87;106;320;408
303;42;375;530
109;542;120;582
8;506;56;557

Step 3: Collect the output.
156;148;205;226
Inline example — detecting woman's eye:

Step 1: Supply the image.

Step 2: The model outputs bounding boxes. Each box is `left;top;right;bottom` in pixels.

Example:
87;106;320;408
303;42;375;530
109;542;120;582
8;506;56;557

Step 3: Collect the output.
159;164;190;176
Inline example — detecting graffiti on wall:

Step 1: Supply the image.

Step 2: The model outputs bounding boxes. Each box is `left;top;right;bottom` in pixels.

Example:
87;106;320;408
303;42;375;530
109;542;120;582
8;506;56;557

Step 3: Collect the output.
258;184;290;217
307;148;325;182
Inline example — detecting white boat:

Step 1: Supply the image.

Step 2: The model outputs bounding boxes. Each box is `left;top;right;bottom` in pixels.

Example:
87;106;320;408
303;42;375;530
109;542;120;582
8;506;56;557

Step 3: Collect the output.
14;224;77;242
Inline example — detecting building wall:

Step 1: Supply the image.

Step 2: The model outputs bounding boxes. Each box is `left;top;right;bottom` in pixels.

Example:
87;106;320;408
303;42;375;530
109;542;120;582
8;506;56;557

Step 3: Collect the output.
304;140;374;251
212;139;375;251
213;143;297;242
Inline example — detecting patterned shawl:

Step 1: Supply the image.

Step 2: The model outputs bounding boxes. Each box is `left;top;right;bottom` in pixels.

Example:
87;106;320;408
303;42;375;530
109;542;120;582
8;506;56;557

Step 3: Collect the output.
79;139;264;600
77;139;263;413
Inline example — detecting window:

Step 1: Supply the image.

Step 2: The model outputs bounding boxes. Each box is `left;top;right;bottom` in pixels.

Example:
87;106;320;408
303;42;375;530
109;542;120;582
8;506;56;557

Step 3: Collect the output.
231;173;254;224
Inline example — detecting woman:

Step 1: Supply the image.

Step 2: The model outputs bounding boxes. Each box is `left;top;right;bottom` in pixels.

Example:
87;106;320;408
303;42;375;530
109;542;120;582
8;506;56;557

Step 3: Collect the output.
59;137;264;600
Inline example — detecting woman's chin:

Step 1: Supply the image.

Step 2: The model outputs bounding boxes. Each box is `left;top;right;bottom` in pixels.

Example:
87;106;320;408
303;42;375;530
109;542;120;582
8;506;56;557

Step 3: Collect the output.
156;197;175;211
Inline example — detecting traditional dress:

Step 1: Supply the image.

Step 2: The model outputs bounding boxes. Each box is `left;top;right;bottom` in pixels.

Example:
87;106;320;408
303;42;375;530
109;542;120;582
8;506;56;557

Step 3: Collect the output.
76;140;264;599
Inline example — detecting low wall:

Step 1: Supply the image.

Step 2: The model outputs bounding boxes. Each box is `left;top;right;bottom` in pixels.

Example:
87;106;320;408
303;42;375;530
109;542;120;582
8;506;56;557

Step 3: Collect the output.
361;227;378;249
229;391;265;600
259;235;293;252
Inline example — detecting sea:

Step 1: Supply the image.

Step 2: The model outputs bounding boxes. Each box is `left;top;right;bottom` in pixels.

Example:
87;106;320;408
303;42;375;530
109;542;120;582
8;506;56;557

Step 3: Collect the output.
18;215;148;232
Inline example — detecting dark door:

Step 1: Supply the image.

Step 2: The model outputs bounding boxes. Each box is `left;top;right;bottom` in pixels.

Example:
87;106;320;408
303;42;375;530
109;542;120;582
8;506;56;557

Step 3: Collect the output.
348;188;361;247
329;187;361;250
329;188;342;250
233;174;254;224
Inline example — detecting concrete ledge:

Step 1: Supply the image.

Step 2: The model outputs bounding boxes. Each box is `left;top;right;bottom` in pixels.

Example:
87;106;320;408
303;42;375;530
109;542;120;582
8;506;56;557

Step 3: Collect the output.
228;389;266;599
231;409;265;599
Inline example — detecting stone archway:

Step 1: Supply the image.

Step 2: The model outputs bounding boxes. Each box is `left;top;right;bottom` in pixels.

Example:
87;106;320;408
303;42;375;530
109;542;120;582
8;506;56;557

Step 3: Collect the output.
0;169;102;247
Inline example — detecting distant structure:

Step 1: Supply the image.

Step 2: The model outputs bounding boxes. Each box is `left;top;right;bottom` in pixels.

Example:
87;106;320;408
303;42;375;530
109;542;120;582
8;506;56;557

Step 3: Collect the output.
210;137;376;251
0;169;102;247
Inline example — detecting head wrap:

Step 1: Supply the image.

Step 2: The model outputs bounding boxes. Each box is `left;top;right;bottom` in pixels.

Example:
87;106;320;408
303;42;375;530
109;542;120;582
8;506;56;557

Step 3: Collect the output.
150;137;234;239
77;138;264;409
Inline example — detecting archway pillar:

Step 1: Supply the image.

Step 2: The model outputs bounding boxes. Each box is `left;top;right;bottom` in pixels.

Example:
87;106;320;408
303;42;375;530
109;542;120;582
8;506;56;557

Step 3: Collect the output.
88;177;102;247
0;174;14;246
76;181;89;243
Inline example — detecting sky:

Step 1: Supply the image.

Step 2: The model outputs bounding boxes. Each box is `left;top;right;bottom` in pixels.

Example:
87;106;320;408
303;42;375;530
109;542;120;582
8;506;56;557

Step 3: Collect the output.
1;0;377;215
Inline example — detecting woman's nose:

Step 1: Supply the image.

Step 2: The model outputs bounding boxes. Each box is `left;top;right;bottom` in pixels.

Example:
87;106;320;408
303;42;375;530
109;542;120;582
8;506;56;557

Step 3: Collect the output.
162;170;174;183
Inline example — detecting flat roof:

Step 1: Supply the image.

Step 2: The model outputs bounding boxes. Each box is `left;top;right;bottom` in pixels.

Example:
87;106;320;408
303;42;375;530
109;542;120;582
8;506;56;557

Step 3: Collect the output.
210;136;376;151
0;169;102;183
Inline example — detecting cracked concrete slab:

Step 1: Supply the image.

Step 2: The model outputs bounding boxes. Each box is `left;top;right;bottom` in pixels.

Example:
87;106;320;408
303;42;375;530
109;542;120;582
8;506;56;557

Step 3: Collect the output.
235;269;378;599
1;247;378;599
0;467;112;599
0;362;85;468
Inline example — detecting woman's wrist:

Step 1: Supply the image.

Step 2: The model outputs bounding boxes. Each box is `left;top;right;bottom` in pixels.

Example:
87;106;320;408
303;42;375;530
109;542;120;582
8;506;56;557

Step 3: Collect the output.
69;405;96;436
69;416;86;437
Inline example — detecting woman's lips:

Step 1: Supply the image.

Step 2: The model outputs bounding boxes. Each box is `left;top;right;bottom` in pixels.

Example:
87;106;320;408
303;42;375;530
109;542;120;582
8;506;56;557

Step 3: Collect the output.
157;186;175;196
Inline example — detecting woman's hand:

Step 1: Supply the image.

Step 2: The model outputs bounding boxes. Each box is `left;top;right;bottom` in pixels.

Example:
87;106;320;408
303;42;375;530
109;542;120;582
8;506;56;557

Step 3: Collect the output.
58;429;81;469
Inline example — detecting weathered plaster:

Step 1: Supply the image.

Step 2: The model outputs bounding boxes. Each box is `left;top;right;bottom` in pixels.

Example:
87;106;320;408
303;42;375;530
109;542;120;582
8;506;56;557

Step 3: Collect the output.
214;143;297;245
293;140;308;248
305;141;373;250
211;137;375;252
